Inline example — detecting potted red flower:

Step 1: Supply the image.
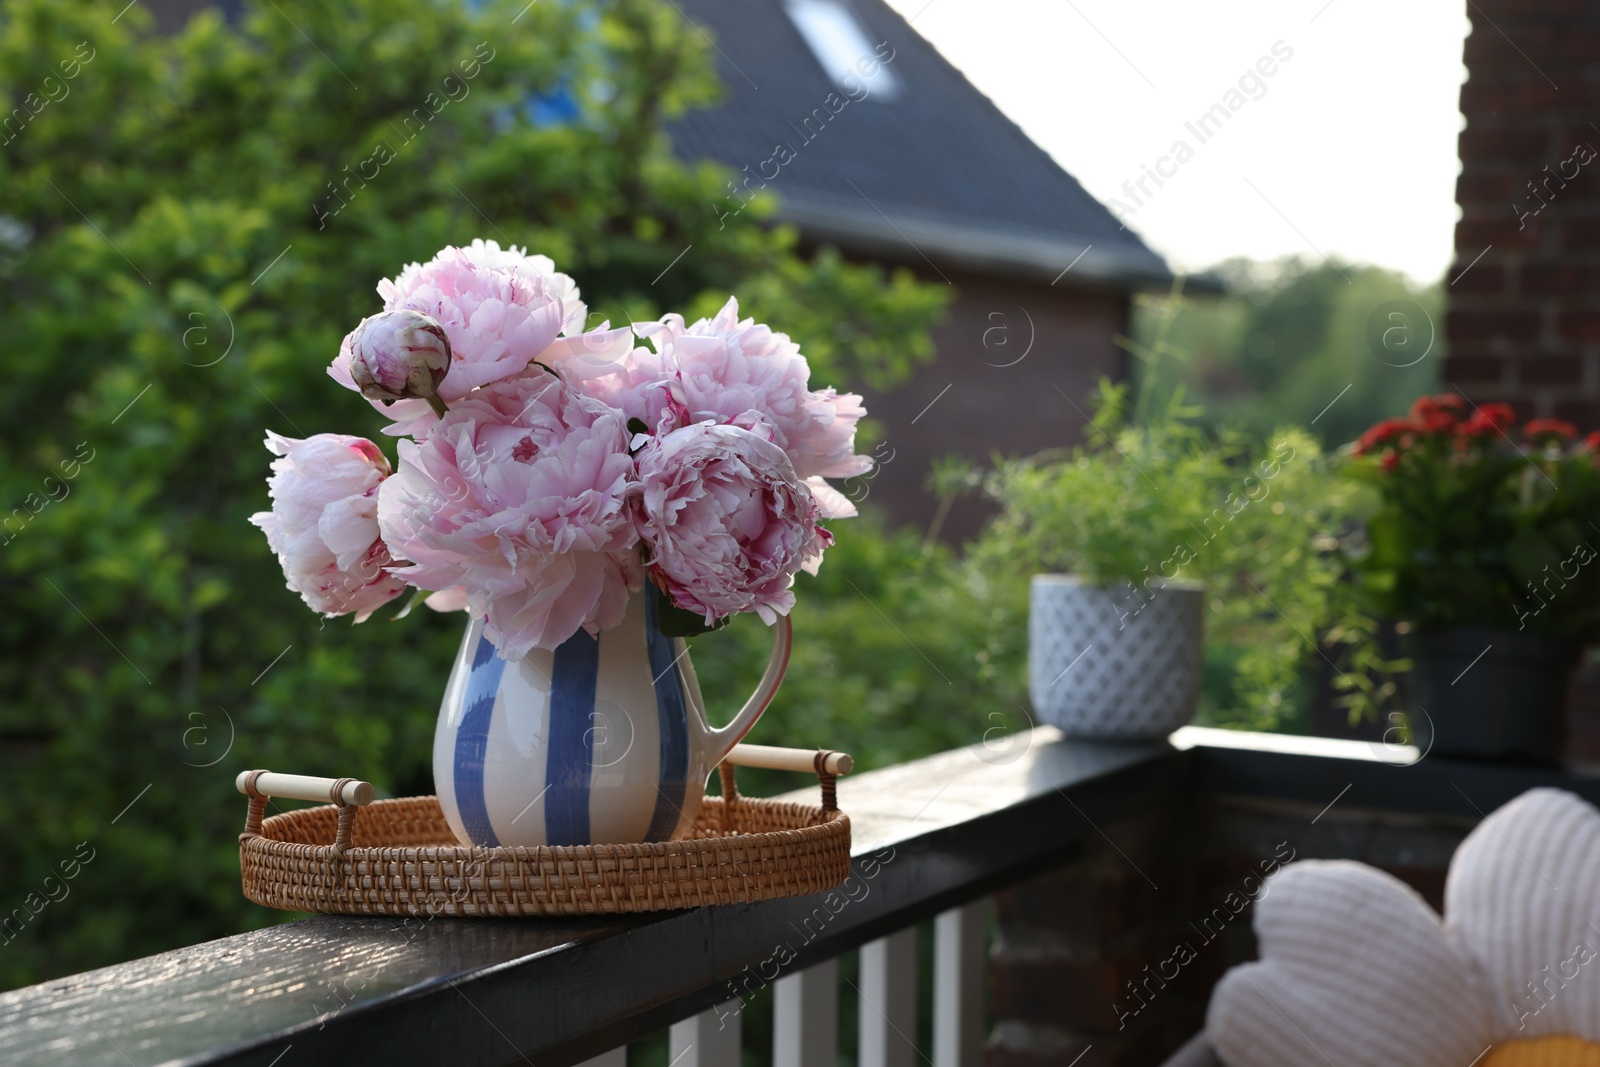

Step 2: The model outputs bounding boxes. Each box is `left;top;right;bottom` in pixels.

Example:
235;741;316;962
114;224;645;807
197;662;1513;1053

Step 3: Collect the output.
1344;394;1600;764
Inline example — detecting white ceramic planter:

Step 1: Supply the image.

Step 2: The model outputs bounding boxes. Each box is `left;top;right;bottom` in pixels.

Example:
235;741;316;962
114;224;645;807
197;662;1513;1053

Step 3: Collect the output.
1028;574;1204;740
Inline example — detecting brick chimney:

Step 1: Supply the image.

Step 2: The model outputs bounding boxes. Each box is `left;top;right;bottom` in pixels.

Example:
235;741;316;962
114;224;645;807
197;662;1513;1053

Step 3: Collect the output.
1448;0;1600;420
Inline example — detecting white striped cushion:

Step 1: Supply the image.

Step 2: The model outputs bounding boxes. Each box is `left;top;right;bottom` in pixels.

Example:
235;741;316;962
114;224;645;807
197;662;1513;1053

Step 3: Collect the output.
1206;859;1494;1067
1446;788;1600;1041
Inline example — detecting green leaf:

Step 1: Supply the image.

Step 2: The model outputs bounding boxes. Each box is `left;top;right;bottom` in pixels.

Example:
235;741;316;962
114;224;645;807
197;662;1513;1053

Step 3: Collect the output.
1506;531;1561;585
390;587;431;621
655;598;730;638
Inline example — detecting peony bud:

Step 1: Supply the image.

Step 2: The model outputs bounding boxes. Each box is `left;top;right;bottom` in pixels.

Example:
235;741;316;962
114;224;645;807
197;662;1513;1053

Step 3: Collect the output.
348;310;451;415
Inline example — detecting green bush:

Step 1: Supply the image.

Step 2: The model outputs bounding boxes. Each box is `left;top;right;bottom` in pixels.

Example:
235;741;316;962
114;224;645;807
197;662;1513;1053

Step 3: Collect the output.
0;0;946;989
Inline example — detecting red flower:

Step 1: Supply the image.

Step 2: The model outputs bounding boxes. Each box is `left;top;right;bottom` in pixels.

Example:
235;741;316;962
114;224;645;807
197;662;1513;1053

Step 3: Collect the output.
1381;451;1401;471
1524;418;1579;441
1581;431;1600;452
1409;394;1465;432
1353;417;1418;456
1458;402;1515;437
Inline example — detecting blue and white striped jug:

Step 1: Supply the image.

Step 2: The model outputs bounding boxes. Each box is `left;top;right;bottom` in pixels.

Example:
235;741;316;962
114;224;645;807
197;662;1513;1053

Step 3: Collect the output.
432;585;791;847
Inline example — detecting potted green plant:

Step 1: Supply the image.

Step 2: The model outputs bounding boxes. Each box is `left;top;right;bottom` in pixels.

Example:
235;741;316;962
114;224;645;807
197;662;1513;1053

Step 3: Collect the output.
967;383;1344;739
1344;394;1600;764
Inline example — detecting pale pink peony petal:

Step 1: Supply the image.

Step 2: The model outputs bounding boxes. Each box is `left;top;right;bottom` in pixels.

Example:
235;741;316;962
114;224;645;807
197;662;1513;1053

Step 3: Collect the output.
318;495;382;572
251;432;407;620
539;325;637;381
424;586;470;612
804;476;857;520
376;372;639;657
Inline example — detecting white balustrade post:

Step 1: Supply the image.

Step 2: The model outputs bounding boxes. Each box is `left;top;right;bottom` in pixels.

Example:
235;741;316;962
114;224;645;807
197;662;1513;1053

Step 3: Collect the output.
774;958;838;1067
860;928;919;1067
934;900;988;1067
670;1001;743;1067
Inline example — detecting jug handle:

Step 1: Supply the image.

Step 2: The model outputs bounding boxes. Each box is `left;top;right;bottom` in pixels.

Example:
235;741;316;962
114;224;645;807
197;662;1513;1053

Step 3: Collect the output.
707;614;792;764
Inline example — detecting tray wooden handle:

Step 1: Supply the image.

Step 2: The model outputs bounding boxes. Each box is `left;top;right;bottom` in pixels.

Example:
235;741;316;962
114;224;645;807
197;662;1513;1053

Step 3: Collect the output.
720;744;853;813
235;770;374;852
725;743;853;776
235;770;375;806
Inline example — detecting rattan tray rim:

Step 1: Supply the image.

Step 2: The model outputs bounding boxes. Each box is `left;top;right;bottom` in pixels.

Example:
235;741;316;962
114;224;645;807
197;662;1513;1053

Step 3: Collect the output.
236;763;853;917
244;793;849;859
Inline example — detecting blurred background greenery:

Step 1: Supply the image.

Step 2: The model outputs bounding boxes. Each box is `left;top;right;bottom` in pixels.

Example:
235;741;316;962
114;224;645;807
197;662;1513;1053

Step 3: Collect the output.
0;0;1437;999
1132;259;1442;448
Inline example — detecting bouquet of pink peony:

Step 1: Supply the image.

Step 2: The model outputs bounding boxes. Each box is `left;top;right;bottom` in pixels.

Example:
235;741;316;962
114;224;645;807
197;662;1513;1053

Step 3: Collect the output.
250;240;869;657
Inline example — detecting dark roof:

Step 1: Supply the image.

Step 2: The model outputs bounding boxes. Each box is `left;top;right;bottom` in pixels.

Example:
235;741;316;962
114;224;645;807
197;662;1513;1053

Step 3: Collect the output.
666;0;1173;289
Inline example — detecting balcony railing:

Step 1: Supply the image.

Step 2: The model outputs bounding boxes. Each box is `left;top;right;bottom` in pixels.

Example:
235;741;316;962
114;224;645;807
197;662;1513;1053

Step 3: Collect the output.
3;726;1597;1067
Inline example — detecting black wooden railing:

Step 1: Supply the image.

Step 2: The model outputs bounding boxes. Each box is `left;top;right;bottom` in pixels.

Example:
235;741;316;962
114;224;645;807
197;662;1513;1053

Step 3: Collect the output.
3;726;1598;1067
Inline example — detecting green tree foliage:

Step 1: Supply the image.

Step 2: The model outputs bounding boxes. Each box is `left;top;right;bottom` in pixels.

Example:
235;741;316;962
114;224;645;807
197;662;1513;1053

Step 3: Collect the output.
1132;258;1442;450
0;0;945;989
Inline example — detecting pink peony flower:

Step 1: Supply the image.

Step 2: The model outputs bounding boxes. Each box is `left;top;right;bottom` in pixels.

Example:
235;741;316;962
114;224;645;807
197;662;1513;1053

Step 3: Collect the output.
604;298;870;517
249;432;408;621
376;372;639;657
634;420;830;626
580;343;691;436
346;309;450;404
788;387;870;480
329;239;633;437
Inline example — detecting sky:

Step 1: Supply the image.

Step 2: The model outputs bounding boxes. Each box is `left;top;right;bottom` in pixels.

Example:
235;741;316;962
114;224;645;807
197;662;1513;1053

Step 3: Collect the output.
880;0;1471;286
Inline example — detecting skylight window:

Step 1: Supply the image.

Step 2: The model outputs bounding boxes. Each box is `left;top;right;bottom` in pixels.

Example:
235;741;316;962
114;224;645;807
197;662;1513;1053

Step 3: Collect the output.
784;0;901;101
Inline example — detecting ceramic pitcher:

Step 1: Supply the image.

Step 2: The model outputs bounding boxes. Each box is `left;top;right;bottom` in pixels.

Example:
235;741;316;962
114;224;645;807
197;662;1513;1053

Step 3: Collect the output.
433;585;791;847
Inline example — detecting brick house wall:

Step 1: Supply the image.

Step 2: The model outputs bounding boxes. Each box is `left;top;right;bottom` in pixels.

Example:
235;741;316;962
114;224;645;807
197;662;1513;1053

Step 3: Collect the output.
1448;0;1600;421
856;268;1130;544
1448;0;1600;759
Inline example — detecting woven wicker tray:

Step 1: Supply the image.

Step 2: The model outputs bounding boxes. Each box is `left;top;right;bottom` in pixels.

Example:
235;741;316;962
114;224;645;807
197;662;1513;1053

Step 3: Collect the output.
236;746;853;917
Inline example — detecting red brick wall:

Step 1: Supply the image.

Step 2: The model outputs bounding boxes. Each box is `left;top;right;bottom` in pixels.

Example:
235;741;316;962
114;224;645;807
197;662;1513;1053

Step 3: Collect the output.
984;808;1208;1067
857;269;1129;544
1448;0;1600;420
